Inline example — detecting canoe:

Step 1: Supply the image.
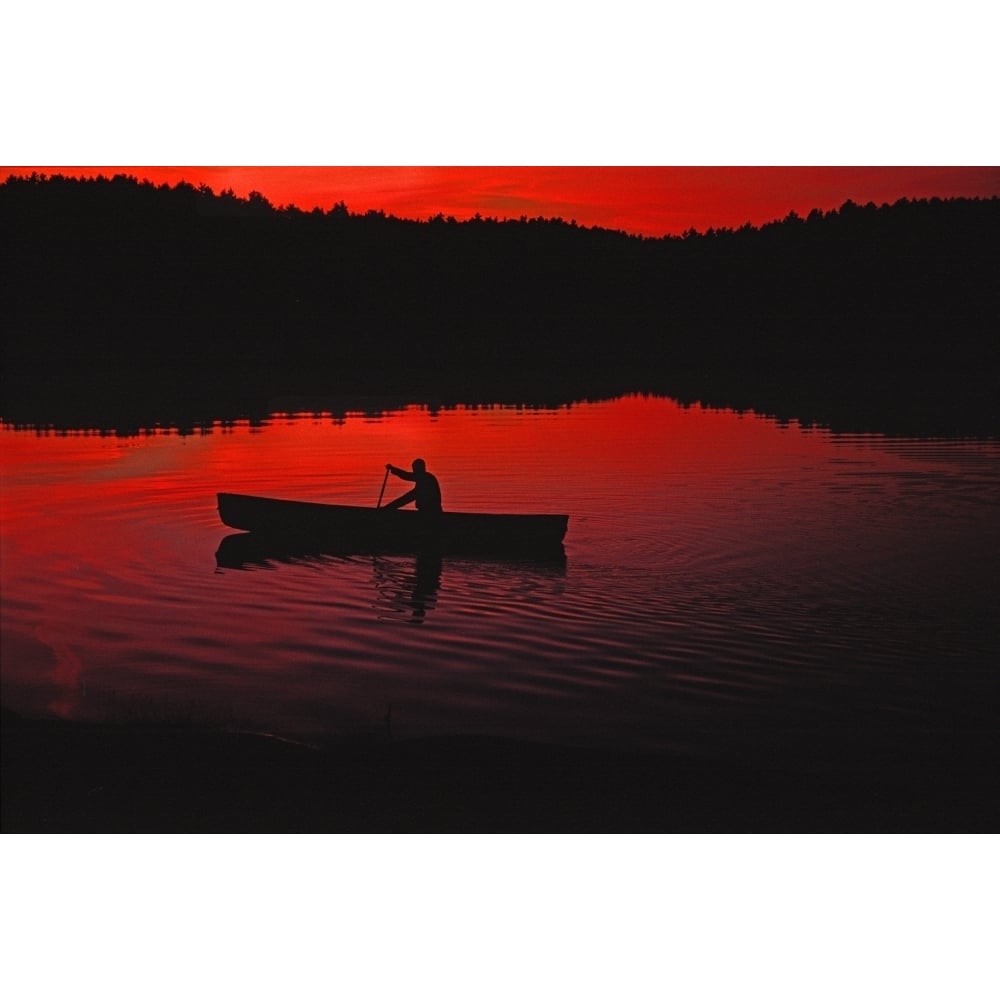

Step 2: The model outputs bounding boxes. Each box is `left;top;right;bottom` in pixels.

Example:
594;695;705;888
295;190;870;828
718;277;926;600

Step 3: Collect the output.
216;492;568;556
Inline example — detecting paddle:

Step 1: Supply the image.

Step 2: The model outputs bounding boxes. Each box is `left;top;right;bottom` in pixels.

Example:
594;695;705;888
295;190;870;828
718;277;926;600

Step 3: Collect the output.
376;466;390;508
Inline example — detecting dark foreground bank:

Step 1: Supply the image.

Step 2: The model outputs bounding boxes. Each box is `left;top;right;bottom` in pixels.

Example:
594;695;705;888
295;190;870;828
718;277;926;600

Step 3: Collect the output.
3;708;996;832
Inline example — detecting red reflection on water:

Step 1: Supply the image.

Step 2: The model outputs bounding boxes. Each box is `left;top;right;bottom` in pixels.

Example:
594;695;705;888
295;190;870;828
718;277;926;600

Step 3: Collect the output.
0;398;842;727
2;399;836;523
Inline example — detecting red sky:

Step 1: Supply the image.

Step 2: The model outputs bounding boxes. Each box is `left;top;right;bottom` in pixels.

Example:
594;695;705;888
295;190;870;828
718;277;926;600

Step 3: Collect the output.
5;166;998;238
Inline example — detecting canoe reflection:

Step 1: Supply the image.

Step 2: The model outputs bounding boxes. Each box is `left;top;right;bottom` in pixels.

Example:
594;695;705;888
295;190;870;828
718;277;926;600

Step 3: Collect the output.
372;551;442;623
215;532;567;572
215;532;567;624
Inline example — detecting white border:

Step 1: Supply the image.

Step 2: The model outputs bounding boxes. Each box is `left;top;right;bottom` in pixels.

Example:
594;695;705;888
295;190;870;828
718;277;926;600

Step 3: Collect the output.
3;4;998;164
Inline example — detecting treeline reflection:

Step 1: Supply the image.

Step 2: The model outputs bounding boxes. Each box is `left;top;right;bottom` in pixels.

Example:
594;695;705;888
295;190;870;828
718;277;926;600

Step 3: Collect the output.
3;174;998;437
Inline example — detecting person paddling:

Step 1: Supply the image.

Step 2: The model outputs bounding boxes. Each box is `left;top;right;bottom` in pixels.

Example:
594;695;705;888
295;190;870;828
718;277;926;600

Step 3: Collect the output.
383;459;443;513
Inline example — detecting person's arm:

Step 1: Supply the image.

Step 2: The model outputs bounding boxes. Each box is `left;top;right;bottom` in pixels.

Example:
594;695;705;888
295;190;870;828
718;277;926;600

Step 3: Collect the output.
386;464;416;481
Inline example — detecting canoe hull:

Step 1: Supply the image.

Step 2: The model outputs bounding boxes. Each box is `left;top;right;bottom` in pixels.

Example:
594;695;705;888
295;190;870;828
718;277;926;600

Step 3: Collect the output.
216;493;568;556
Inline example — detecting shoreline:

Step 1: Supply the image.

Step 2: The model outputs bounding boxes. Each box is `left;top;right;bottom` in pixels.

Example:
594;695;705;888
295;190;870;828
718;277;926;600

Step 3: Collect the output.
4;707;996;832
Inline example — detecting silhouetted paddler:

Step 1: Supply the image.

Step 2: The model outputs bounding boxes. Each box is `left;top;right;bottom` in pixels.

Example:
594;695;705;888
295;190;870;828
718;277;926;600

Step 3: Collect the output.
383;459;442;513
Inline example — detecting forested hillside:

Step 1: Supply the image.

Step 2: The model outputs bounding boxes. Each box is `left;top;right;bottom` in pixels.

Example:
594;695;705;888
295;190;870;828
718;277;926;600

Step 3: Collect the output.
2;173;997;432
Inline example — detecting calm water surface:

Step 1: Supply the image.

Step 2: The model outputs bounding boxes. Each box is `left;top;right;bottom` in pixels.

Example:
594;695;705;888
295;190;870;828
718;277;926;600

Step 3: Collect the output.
3;395;998;757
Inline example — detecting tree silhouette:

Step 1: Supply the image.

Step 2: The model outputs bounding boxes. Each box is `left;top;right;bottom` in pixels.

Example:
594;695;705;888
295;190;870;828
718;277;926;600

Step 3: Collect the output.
2;173;997;434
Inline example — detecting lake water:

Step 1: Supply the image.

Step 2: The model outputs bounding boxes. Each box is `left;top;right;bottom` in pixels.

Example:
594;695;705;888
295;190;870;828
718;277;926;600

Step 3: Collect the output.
2;394;998;763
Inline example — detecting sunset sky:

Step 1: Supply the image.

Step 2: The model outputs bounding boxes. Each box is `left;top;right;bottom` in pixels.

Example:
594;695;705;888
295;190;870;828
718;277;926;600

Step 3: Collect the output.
4;166;999;238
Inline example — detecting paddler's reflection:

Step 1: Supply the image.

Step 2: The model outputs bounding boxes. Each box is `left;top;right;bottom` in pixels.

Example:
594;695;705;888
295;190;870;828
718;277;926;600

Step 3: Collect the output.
372;551;442;622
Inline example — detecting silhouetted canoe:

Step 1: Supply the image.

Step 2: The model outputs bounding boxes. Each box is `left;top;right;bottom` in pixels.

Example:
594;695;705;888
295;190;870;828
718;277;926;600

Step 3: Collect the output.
216;493;568;556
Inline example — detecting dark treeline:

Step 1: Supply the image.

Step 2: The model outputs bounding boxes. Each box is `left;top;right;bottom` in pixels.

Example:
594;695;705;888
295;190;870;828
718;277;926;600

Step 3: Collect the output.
2;172;998;434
